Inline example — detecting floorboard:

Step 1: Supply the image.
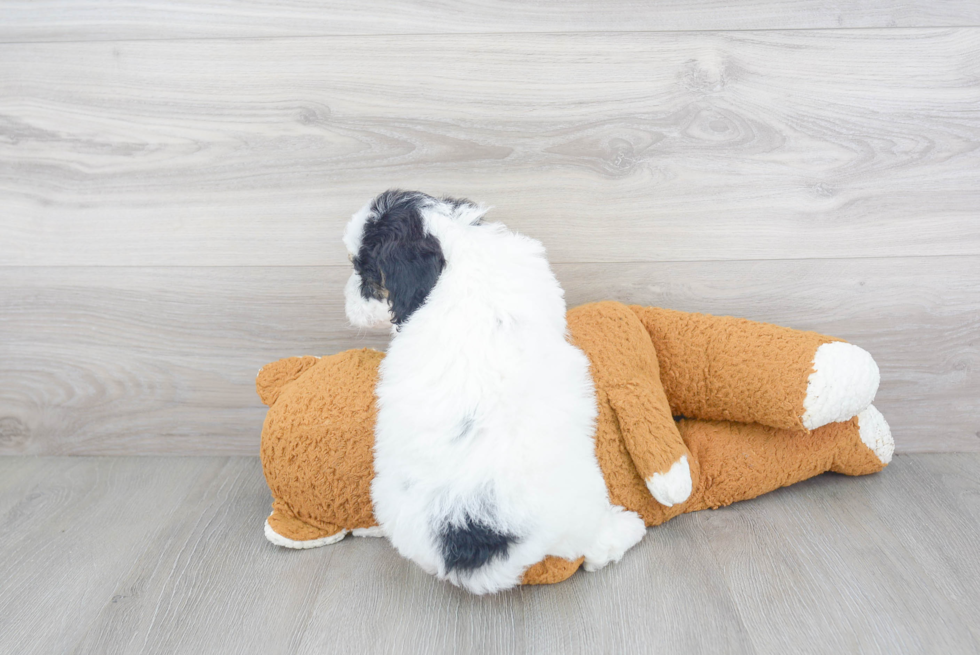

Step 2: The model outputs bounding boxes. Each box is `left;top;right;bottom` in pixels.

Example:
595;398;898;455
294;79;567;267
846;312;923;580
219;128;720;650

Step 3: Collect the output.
3;258;976;455
2;29;978;266
701;473;978;653
0;455;977;654
0;457;228;654
2;1;979;41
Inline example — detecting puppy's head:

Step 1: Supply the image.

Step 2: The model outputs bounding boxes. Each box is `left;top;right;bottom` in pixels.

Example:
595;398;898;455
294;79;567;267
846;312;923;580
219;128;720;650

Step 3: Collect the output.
343;190;483;329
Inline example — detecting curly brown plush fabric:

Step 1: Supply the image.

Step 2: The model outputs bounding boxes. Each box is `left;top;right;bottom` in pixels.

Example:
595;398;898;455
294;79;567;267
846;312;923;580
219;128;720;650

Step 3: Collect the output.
260;349;381;535
628;305;838;431
259;302;888;586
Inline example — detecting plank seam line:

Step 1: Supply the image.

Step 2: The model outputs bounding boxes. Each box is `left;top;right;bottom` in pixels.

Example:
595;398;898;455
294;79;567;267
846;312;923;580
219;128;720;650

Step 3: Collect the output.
1;253;978;270
1;24;979;47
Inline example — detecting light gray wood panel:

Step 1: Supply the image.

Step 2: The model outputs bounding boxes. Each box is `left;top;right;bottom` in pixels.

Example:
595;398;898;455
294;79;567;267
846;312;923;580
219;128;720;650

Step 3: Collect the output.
0;266;388;456
294;515;756;655
859;454;980;646
0;457;53;518
1;455;978;654
700;467;980;654
2;29;978;266
1;257;976;456
0;456;227;655
70;457;308;655
562;257;980;454
2;1;979;42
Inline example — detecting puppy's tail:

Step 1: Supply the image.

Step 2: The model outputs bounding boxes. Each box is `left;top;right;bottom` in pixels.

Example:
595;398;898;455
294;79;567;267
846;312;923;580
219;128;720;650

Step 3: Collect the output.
439;513;517;573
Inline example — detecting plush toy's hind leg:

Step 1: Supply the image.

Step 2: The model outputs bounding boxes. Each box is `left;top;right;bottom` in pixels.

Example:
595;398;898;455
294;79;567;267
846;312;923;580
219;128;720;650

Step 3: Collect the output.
264;504;348;549
802;343;880;429
829;405;894;475
628;306;879;432
680;407;893;512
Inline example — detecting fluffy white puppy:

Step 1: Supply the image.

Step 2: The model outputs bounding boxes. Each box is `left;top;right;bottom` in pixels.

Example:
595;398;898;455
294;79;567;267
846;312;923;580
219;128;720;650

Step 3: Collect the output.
343;190;646;594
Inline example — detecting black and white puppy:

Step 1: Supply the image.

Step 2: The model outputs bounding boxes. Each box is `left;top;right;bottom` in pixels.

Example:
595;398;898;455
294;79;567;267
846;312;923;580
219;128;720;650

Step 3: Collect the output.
343;190;646;594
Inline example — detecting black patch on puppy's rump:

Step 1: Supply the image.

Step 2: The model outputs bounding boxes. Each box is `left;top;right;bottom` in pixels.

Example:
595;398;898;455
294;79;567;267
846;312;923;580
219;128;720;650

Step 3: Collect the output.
440;512;517;572
354;190;446;326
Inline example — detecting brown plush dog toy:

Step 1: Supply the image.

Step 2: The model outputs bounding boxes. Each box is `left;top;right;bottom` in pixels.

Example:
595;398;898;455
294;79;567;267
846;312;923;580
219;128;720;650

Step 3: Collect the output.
257;302;893;586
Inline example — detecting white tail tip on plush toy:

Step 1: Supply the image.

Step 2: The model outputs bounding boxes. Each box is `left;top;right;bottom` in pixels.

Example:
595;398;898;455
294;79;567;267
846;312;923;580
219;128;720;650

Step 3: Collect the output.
802;342;880;430
857;405;894;465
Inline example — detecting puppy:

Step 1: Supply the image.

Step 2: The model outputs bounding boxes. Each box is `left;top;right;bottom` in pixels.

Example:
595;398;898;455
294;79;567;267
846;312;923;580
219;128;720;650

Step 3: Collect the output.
343;190;646;594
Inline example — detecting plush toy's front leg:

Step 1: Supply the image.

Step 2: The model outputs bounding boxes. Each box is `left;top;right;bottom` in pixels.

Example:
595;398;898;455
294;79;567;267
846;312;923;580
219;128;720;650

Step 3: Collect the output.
568;302;698;508
607;382;699;507
628;306;880;432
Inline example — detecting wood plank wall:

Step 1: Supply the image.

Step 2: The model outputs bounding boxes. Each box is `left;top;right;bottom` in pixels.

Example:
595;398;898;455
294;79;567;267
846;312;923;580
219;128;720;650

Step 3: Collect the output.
1;3;978;454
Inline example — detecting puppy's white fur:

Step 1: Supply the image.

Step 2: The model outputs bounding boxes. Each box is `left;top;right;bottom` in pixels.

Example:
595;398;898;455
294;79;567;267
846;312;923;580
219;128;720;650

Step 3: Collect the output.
344;196;646;594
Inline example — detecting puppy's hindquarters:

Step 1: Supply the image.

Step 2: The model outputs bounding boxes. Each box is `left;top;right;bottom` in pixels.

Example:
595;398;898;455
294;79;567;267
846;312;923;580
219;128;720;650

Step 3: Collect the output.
373;399;645;592
438;510;517;573
435;498;531;594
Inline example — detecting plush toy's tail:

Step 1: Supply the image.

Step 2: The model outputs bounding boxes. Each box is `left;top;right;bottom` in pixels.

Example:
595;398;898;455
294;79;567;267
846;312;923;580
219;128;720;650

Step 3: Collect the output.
256;356;320;406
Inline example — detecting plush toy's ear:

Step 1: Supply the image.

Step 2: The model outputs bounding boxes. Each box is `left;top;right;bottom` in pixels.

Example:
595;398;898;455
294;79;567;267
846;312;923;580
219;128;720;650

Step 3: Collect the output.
256;356;319;406
376;234;445;326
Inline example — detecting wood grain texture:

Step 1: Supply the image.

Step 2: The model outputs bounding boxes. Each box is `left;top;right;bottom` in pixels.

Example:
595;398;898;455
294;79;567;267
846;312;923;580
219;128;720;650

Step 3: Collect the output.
860;454;980;646
0;455;978;654
1;1;979;42
0;456;228;655
2;29;978;266
700;464;980;653
69;458;297;655
1;257;976;456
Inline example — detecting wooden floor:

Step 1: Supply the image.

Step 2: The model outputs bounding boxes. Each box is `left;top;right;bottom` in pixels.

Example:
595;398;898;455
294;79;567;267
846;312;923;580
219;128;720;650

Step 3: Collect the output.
1;454;977;654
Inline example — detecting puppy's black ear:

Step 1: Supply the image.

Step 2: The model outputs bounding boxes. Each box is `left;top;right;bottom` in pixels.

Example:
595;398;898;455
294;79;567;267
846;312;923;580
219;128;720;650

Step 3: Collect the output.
377;233;445;326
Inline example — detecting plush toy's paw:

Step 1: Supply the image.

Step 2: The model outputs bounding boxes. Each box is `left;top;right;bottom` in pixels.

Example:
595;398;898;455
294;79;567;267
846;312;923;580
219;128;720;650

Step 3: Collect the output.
802;342;880;430
857;405;894;465
521;556;585;585
582;507;646;572
646;455;693;507
264;512;348;549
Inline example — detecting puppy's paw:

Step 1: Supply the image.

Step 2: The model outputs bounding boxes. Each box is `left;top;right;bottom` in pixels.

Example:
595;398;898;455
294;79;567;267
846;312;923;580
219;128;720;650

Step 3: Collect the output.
582;507;646;572
646;455;692;507
802;342;880;430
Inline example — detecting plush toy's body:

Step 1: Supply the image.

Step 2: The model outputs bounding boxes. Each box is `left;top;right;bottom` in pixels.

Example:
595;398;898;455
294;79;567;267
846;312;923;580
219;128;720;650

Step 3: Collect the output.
258;302;893;586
